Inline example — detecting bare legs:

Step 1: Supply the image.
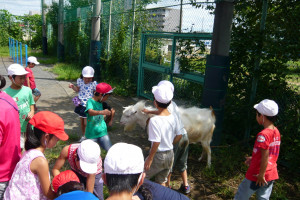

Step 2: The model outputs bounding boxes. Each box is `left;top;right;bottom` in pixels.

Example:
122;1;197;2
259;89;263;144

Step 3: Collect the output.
166;170;188;188
80;118;87;137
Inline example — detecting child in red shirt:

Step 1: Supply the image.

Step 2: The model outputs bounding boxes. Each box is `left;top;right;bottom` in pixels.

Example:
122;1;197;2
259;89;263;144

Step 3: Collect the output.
235;99;280;200
24;56;41;110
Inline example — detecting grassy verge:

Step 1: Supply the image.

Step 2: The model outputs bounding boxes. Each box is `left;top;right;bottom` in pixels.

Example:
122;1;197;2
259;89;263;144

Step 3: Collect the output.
286;60;300;93
187;143;300;199
29;50;58;65
51;63;82;80
0;46;9;57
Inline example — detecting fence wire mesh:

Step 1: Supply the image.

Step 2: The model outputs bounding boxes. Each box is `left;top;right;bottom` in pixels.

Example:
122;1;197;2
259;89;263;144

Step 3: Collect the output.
44;0;214;85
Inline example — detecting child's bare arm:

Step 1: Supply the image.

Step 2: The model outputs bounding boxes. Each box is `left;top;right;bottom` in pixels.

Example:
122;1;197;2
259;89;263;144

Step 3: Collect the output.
26;77;30;88
173;134;182;145
88;109;111;116
256;148;269;186
52;146;69;177
144;142;160;171
31;157;56;199
86;174;96;193
245;156;252;166
107;108;115;126
26;105;35;121
69;83;80;92
142;108;159;115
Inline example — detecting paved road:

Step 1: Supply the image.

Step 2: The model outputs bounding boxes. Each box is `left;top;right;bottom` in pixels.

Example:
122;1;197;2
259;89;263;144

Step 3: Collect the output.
1;56;82;136
0;56;141;140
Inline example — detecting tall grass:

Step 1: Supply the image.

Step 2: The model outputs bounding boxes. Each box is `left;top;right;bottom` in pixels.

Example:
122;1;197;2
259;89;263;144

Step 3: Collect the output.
51;63;82;80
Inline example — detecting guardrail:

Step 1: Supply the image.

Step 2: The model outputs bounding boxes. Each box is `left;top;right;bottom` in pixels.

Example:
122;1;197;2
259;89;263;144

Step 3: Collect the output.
9;37;28;66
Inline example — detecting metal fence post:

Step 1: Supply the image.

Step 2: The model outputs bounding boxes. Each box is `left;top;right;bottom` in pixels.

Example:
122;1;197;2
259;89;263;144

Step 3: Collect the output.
20;42;23;66
25;45;28;66
13;39;15;62
16;41;19;64
9;38;11;57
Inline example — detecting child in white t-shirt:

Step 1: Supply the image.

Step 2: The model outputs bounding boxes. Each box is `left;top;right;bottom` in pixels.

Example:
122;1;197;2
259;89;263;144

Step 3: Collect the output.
144;85;182;186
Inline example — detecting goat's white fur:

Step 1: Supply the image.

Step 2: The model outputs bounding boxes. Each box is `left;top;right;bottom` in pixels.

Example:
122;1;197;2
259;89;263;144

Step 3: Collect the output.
120;101;216;167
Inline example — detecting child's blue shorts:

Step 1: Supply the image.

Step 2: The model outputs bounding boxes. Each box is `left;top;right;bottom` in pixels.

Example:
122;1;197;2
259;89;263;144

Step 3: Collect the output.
32;88;41;96
74;105;87;118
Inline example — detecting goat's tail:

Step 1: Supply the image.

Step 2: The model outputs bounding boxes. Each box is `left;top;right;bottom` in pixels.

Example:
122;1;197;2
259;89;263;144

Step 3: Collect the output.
209;106;216;120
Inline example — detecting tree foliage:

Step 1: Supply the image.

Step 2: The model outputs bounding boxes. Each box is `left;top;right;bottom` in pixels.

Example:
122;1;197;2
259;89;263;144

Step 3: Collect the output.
22;14;43;49
223;0;300;171
0;10;23;46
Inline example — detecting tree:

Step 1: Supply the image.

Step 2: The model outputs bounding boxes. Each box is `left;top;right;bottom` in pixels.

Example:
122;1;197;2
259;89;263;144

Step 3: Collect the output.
22;14;43;49
0;10;23;46
223;0;300;171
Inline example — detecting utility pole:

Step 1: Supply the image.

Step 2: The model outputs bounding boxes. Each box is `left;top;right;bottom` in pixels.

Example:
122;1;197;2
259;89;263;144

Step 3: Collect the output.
244;0;268;142
128;0;136;77
41;0;48;55
57;0;64;61
89;0;101;79
179;0;183;33
201;0;234;145
107;0;112;57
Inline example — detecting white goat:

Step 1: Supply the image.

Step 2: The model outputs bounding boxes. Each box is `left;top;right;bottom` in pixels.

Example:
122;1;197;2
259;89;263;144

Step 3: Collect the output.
120;101;216;167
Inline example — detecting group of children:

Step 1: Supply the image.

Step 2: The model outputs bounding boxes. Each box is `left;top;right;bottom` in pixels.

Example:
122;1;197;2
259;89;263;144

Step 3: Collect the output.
0;58;282;200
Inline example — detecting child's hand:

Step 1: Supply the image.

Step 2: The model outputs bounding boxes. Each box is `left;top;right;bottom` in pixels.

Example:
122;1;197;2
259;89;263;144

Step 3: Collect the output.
26;110;34;121
142;108;150;114
144;157;153;171
255;174;267;186
69;83;74;88
245;156;252;166
102;109;111;116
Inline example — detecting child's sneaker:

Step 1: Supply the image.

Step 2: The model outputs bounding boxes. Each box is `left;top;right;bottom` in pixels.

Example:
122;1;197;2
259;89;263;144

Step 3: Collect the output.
179;184;190;194
79;136;86;142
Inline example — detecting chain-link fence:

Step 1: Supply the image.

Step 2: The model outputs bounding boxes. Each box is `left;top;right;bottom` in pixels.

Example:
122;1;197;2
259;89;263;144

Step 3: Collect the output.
44;0;215;105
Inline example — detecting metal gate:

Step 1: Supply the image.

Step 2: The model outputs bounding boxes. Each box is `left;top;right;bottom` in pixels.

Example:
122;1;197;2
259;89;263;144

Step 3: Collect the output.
137;31;212;104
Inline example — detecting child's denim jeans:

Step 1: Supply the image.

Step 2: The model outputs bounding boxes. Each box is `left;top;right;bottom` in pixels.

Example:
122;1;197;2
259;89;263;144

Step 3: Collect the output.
234;178;274;200
90;135;112;152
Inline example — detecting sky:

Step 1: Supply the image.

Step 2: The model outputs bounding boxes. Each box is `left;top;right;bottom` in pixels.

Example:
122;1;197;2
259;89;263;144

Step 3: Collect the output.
0;0;214;32
0;0;46;16
147;0;215;33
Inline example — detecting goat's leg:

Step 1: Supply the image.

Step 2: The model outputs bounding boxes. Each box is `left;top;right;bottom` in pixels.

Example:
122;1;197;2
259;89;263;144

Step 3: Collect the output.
199;141;211;167
198;142;206;162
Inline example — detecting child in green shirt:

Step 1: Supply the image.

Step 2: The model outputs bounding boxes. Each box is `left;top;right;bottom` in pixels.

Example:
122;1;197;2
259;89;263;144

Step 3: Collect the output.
4;63;35;149
85;82;115;151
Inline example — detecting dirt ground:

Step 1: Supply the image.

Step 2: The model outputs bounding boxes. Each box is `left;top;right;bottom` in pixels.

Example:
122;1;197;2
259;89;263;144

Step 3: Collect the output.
0;57;221;199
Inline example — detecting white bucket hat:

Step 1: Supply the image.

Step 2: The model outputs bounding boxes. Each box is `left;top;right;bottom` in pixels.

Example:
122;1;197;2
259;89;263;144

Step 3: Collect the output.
157;80;174;93
152;84;173;104
8;63;29;76
27;56;40;65
104;143;144;174
82;66;95;78
254;99;279;117
78;140;100;174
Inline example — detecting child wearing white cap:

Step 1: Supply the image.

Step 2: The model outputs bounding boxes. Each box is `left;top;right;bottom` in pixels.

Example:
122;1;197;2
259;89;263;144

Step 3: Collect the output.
24;56;41;110
235;99;281;200
69;66;97;141
52;140;104;200
143;80;190;193
144;85;182;186
103;143;190;200
4;63;35;149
